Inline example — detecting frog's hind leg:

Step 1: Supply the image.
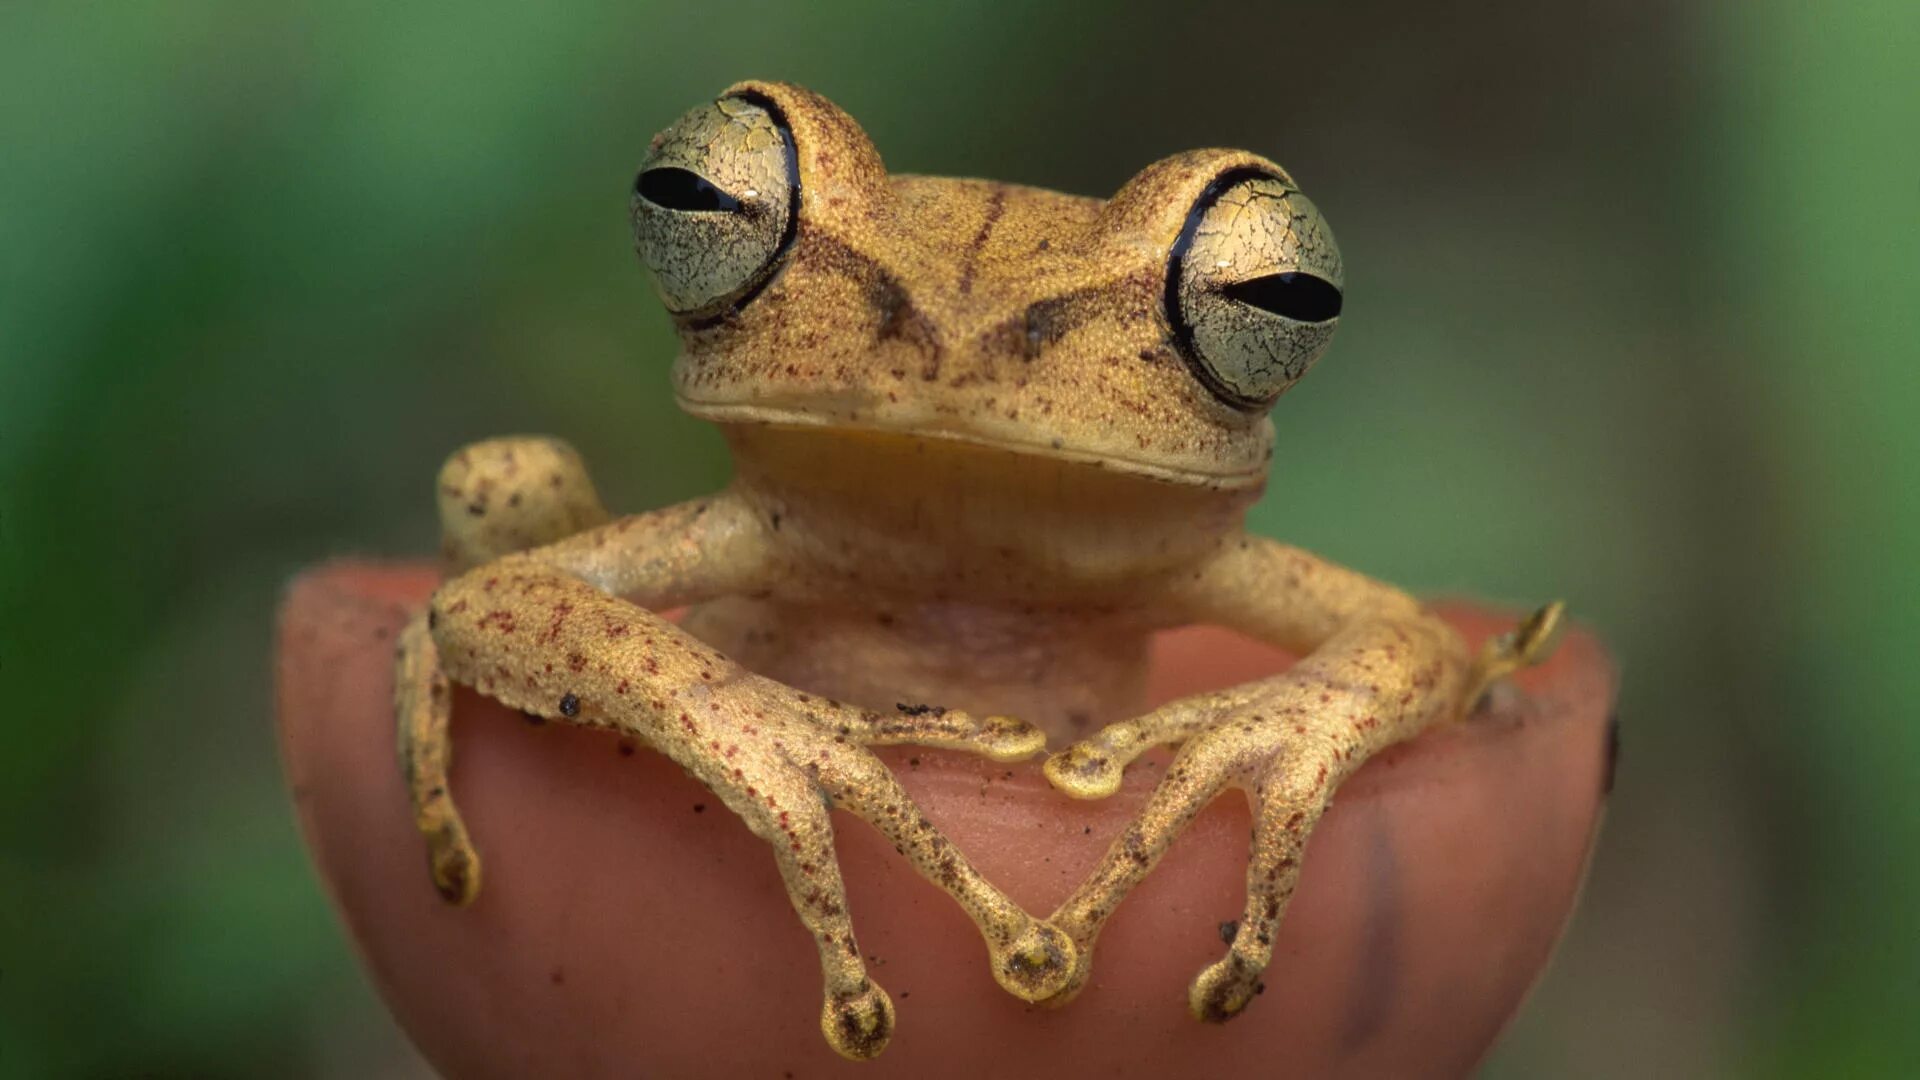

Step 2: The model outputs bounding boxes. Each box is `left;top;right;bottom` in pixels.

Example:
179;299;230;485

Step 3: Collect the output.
395;611;480;904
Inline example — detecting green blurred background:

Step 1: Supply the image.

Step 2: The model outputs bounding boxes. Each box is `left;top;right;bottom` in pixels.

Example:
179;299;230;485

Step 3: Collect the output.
4;2;1915;1076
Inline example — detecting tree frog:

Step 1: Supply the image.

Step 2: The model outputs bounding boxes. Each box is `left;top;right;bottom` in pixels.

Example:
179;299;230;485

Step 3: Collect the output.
395;80;1561;1061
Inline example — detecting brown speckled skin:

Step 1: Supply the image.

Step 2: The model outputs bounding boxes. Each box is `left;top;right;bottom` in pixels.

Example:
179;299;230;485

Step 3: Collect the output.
394;80;1562;1061
670;82;1296;486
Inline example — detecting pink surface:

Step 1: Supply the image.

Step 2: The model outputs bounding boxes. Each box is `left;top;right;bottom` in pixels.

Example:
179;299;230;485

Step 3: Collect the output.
278;561;1614;1078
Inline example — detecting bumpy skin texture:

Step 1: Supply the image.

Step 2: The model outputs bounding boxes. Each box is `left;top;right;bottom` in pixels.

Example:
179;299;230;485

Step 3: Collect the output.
395;80;1562;1060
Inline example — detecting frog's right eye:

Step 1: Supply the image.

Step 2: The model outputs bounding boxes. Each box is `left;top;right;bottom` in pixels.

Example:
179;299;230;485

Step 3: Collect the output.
631;94;798;321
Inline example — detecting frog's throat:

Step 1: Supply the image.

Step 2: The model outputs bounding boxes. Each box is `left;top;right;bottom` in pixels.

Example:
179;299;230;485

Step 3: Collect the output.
675;399;1269;492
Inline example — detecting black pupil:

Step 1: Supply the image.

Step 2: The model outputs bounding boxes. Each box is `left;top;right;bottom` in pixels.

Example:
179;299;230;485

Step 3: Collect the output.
1220;272;1343;323
635;167;741;213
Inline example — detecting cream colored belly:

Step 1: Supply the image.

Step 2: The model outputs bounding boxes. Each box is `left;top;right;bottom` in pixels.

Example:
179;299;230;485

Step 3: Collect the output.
682;595;1152;744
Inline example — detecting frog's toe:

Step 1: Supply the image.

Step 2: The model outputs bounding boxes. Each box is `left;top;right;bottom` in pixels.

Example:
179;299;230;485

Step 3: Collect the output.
821;980;895;1061
1188;952;1264;1023
1028;929;1099;1009
425;825;481;905
974;714;1048;762
992;921;1078;1002
1043;743;1126;800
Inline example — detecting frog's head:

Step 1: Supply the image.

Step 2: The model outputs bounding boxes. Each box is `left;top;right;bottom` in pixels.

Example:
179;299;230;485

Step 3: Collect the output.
631;81;1342;492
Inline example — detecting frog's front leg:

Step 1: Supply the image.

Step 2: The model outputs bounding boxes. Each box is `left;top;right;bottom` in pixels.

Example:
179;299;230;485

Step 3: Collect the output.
398;436;612;901
1040;536;1561;1020
396;446;1071;1058
421;557;1071;1057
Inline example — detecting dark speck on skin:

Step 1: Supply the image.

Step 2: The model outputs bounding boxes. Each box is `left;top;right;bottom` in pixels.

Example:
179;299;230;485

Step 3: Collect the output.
1219;919;1239;945
558;692;580;718
693;803;707;814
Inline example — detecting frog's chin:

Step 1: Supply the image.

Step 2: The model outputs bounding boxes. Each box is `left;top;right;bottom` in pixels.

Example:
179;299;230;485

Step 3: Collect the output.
676;398;1269;492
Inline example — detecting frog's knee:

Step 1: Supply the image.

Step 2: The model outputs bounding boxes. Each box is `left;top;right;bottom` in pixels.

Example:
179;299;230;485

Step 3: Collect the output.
436;436;609;571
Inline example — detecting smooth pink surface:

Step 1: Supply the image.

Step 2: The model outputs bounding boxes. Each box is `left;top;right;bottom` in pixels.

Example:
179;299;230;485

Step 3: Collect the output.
278;562;1614;1078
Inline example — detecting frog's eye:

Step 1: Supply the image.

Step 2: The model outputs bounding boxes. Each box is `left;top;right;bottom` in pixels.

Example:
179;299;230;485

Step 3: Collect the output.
1167;169;1344;410
631;93;798;321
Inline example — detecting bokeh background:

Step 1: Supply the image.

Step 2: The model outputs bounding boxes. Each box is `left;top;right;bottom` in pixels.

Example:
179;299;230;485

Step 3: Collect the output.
4;2;1915;1076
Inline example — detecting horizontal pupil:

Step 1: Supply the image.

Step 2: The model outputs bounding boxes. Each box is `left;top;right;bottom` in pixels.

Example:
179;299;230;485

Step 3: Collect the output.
1220;272;1343;323
635;167;741;213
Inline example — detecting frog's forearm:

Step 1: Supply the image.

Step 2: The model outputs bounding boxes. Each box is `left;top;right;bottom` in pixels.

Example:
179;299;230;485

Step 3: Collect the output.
523;492;778;606
1161;533;1430;654
435;434;779;605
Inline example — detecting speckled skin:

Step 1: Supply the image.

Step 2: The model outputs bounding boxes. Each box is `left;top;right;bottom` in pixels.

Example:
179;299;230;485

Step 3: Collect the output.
394;80;1562;1061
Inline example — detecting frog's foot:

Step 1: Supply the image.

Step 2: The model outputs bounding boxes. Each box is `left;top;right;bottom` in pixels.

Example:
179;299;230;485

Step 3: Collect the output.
711;718;1071;1059
1041;725;1259;1005
1463;600;1566;708
1183;750;1339;1023
797;734;1077;1007
395;611;481;904
1045;722;1345;1018
1044;618;1464;1015
747;794;900;1060
436;436;610;573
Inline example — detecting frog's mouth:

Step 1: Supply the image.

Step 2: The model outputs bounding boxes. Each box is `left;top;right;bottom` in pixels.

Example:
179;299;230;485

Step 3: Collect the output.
675;396;1271;492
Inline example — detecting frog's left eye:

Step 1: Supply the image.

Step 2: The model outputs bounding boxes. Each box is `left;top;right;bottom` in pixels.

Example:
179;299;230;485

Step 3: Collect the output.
631;93;798;321
1167;169;1344;410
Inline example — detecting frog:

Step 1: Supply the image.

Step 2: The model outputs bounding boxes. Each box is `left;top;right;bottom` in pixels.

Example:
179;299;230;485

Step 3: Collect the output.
394;80;1563;1061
